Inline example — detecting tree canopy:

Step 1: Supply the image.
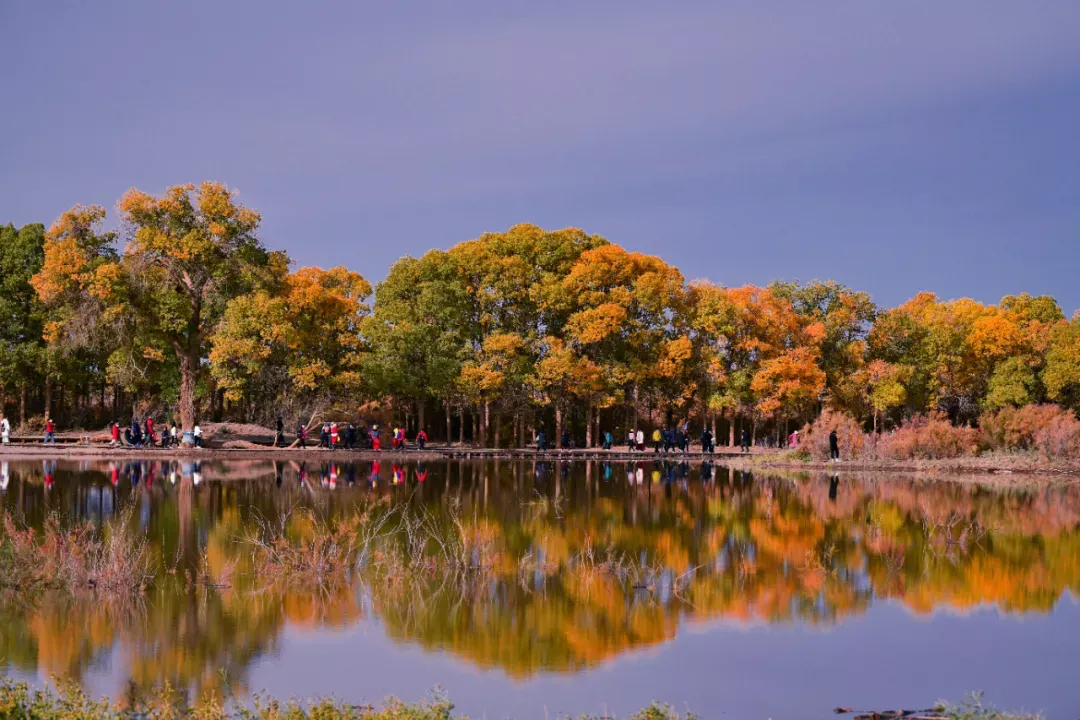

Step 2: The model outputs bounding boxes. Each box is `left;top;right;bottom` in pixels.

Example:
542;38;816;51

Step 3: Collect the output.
4;186;1077;444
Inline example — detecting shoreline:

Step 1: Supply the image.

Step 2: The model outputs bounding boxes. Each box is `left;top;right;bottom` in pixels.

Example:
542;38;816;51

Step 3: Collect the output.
1;442;1078;480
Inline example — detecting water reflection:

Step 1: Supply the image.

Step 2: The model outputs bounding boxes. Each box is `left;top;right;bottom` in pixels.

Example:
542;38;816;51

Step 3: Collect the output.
1;458;1079;697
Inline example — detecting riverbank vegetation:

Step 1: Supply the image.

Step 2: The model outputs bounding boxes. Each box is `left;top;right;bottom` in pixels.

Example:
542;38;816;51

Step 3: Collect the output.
0;508;151;602
797;404;1080;464
0;676;1038;720
0;676;702;720
3;183;1080;450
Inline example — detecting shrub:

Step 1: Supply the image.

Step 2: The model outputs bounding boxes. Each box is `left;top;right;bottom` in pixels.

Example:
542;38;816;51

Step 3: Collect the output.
980;404;1080;458
800;409;868;461
877;413;979;461
0;509;152;599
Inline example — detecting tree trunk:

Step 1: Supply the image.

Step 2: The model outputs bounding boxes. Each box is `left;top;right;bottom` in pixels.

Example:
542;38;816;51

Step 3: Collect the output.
873;410;878;434
472;411;479;446
19;383;26;427
494;411;501;449
632;385;639;432
458;407;465;445
585;404;593;448
514;413;520;448
555;406;563;448
44;376;52;419
418;400;426;436
482;401;490;447
729;413;736;447
178;348;199;439
445;403;452;443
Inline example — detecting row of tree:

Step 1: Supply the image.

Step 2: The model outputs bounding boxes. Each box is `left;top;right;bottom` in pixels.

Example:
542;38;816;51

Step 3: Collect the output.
3;182;1079;445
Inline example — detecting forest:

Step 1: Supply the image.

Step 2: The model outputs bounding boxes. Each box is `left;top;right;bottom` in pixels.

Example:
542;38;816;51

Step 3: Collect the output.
3;181;1080;448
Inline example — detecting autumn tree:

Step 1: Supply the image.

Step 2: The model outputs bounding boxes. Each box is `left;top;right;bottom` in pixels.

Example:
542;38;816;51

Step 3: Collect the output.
34;184;279;438
528;336;609;445
751;346;827;431
448;224;607;441
690;283;821;442
869;292;1065;420
771;280;876;413
859;359;909;432
559;244;688;439
30;206;122;421
1044;314;1080;412
362;250;471;435
458;332;533;446
210;265;370;423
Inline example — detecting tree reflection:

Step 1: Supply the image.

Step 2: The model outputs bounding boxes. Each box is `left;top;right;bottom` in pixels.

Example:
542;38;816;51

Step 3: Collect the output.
2;459;1079;691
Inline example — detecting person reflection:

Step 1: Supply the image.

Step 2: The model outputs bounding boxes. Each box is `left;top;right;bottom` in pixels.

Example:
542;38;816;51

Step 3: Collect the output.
829;474;840;502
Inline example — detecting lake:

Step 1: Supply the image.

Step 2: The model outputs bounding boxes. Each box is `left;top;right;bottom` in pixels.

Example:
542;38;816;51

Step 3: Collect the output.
1;457;1078;718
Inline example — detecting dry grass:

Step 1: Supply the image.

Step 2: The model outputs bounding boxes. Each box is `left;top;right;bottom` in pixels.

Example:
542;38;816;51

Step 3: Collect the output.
243;499;398;592
0;507;152;602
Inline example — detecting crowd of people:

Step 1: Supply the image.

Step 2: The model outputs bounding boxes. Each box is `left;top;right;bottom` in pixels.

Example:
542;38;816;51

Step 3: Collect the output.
108;417;203;448
285;419;427;452
0;411;804;458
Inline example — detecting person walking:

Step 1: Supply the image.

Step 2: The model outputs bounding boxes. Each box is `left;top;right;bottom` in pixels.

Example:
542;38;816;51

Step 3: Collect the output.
319;422;330;449
829;430;840;461
145;417;156;446
330;422;340;450
44;415;56;445
346;422;357;449
740;428;750;454
700;427;713;454
193;423;203;448
170;423;179;447
536;429;546;451
371;424;382;450
416;428;427;450
602;430;613;450
275;417;284;447
652;428;662;453
1;414;10;445
635;428;645;451
109;420;120;447
296;422;308;448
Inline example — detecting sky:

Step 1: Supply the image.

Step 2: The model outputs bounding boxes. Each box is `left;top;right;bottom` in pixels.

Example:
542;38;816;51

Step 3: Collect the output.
2;0;1080;312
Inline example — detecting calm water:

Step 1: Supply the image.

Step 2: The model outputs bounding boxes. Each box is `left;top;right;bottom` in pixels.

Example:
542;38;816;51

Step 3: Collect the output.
1;458;1078;719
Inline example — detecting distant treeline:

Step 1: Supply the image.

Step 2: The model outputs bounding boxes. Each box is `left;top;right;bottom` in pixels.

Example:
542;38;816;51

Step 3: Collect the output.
2;181;1078;445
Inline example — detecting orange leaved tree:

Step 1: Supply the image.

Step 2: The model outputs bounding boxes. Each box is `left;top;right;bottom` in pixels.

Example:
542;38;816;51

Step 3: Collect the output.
33;183;280;439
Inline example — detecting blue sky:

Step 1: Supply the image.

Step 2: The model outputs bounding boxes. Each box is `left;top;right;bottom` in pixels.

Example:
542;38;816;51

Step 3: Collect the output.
2;1;1079;311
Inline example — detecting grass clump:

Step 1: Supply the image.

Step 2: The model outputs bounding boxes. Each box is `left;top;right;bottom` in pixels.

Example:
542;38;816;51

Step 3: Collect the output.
0;509;152;601
940;692;1040;720
0;677;697;720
